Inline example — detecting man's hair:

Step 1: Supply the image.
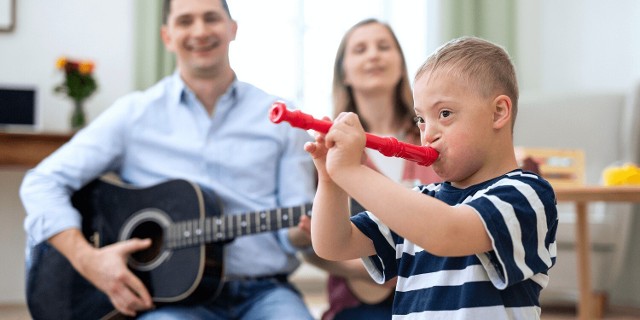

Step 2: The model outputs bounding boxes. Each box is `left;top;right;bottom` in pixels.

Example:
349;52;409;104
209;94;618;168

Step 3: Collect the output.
332;18;418;140
415;36;519;127
162;0;232;25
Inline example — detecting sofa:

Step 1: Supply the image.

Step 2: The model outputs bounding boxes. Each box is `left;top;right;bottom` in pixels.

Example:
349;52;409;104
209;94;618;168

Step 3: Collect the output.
513;82;640;305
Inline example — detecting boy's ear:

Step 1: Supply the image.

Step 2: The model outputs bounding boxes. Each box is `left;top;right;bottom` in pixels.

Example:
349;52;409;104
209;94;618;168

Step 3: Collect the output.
492;95;512;130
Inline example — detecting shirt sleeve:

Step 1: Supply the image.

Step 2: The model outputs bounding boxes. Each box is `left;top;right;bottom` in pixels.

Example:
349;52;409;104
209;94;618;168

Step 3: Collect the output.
466;175;557;289
351;211;399;284
20;95;133;246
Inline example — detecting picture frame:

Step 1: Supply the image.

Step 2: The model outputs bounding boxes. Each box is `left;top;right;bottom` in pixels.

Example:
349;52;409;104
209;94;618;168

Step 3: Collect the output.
0;0;16;32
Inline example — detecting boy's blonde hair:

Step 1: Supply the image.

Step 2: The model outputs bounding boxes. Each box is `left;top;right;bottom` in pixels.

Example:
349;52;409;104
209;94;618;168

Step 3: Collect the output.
415;36;519;128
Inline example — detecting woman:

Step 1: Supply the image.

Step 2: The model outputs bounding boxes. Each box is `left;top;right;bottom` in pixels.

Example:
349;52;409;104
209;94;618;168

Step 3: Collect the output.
304;18;440;320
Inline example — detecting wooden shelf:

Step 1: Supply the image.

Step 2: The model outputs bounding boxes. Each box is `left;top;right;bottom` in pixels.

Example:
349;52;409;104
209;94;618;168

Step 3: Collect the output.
0;132;72;168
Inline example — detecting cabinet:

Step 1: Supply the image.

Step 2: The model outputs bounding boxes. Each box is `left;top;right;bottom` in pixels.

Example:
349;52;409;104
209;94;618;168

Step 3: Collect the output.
0;132;71;168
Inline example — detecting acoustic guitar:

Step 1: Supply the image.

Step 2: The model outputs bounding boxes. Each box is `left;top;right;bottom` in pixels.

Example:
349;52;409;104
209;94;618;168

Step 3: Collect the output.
26;178;312;320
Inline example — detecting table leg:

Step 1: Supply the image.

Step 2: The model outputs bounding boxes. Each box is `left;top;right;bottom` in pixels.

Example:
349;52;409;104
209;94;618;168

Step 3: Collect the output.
575;201;593;320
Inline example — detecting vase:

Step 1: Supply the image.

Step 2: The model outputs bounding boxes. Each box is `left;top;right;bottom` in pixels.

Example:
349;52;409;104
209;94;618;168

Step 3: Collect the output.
70;99;86;131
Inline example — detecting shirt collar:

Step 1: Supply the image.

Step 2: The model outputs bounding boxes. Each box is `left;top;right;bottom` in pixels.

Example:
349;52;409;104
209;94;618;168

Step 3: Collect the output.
170;71;240;110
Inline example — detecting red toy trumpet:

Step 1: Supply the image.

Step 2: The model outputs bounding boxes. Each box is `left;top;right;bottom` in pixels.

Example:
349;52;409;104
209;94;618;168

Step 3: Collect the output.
269;101;438;167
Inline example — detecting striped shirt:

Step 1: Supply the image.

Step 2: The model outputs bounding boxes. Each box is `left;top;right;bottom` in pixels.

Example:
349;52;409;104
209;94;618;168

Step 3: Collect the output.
351;170;558;319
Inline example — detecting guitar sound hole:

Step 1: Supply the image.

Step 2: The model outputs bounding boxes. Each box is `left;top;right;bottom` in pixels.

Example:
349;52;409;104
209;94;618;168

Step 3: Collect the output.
130;221;163;264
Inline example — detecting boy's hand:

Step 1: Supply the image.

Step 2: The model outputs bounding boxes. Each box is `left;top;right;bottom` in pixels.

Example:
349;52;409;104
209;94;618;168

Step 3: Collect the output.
304;119;332;182
324;112;367;177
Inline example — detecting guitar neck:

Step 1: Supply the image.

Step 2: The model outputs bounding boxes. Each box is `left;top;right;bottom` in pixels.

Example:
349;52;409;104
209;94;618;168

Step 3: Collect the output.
167;203;312;249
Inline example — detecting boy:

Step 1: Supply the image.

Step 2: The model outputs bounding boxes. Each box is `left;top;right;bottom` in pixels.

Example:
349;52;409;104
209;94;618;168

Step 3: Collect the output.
305;36;558;319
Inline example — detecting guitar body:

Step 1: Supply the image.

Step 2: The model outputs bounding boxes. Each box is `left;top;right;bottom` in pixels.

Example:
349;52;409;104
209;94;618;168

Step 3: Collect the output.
27;179;224;320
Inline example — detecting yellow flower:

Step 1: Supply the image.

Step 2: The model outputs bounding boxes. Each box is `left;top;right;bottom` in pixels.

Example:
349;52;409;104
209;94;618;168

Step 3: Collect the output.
78;61;94;75
55;57;67;70
53;56;98;102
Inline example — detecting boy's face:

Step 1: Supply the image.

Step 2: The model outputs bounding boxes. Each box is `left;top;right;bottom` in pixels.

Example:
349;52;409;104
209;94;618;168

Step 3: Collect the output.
413;70;498;187
161;0;237;77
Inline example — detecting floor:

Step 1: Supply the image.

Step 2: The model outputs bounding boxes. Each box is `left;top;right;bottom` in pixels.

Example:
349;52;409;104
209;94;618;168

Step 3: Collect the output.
3;282;640;320
2;302;640;319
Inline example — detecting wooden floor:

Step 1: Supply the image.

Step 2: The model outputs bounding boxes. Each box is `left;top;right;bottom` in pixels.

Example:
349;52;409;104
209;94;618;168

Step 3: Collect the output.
2;277;638;320
2;303;639;320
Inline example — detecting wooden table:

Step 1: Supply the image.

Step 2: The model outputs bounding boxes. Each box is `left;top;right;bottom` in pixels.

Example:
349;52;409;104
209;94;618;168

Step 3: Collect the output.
0;132;72;168
555;185;640;320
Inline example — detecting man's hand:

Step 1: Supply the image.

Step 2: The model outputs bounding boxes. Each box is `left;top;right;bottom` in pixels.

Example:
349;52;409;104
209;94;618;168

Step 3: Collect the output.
50;230;155;317
79;239;155;316
288;215;312;248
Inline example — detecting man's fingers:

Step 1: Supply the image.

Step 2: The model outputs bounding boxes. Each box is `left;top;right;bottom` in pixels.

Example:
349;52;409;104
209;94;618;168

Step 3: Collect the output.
126;271;154;308
111;273;154;316
121;238;152;254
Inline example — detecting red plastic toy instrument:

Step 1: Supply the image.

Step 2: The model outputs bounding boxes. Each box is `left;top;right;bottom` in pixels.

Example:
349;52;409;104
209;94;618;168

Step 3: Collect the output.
269;101;439;167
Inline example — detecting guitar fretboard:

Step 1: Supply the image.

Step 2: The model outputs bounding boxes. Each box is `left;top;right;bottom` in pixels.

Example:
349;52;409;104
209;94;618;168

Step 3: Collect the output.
166;203;312;249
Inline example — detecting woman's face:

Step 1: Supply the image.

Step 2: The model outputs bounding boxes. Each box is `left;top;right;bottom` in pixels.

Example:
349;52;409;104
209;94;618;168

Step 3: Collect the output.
342;23;404;95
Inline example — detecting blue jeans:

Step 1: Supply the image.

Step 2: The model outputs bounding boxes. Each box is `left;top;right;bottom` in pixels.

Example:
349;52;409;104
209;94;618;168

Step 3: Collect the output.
137;277;313;320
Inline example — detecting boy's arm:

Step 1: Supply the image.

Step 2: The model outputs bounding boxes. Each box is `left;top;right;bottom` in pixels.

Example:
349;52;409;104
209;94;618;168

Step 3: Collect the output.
304;132;376;261
335;165;491;257
310;173;376;260
325;113;491;257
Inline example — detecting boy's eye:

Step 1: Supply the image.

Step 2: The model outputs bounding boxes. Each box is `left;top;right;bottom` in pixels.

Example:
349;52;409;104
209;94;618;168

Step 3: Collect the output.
413;116;425;125
440;110;451;118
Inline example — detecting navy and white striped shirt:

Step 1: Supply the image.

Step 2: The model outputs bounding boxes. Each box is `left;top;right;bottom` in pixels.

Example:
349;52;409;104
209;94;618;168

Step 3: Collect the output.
352;169;558;319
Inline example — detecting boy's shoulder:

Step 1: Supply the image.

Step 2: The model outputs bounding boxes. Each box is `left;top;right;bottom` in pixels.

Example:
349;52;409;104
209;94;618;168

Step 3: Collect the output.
418;169;556;204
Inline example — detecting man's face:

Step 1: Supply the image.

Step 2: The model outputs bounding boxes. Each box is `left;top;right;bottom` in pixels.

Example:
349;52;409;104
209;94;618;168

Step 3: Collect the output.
161;0;237;77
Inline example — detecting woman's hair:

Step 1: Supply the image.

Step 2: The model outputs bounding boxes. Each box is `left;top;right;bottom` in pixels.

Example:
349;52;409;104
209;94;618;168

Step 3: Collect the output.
332;18;419;140
415;36;519;127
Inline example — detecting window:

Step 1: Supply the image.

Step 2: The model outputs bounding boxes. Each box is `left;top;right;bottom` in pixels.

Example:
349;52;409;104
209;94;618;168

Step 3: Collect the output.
229;0;431;118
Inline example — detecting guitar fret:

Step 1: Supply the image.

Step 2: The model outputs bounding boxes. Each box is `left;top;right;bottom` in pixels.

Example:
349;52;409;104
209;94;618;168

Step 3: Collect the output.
225;215;232;241
236;214;241;237
264;211;273;231
240;215;248;236
176;222;183;248
214;217;222;241
277;208;282;230
286;206;292;228
205;217;211;243
195;220;203;245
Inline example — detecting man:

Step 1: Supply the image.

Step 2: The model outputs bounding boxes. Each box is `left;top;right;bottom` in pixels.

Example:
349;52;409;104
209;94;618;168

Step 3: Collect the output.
20;0;316;318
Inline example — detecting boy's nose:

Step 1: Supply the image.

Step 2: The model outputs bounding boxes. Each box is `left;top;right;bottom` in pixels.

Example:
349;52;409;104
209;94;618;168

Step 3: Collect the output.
421;125;439;146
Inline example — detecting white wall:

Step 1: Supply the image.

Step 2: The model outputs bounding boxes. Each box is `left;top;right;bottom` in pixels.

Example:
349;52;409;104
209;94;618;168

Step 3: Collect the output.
516;0;640;96
1;0;640;307
0;0;135;303
0;0;135;132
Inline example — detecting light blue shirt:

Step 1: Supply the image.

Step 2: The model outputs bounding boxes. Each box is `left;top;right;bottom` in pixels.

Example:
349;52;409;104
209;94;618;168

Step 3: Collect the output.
20;72;316;277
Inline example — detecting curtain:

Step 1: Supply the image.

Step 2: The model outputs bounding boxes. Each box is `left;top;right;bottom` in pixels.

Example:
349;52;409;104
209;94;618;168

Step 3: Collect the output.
134;0;175;90
438;0;517;62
